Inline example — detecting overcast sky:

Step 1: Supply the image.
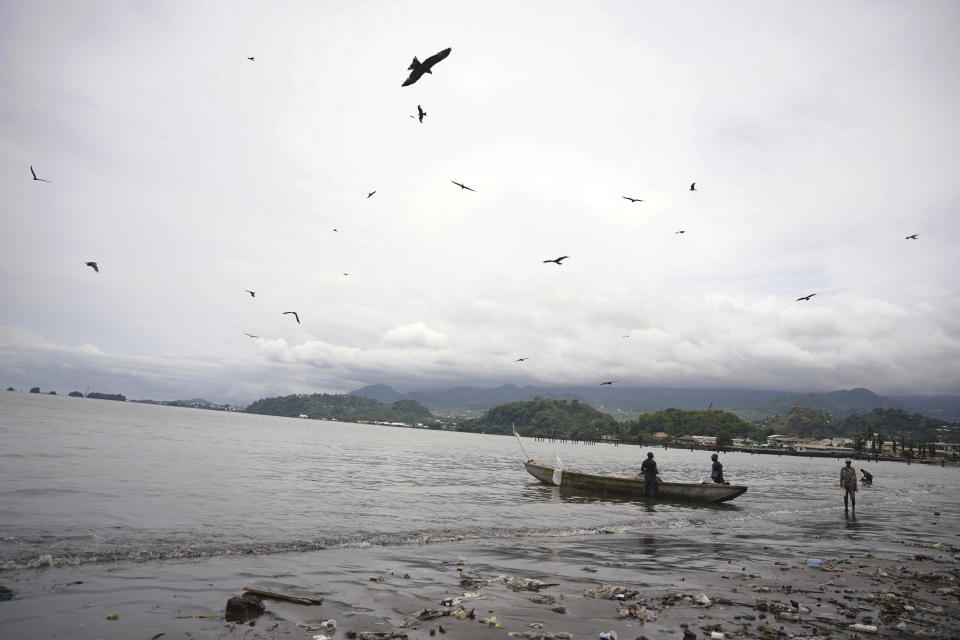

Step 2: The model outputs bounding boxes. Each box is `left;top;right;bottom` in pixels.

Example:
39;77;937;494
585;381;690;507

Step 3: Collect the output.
2;1;958;404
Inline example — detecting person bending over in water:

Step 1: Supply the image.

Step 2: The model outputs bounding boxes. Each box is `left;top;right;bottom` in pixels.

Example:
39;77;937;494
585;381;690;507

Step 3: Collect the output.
640;452;658;499
841;459;858;513
860;468;873;484
710;453;728;484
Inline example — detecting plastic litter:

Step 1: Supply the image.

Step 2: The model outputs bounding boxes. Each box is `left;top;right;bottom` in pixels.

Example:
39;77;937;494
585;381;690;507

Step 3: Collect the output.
710;633;724;640
319;619;337;631
598;632;617;640
313;635;331;640
849;624;878;633
693;594;711;607
805;558;823;567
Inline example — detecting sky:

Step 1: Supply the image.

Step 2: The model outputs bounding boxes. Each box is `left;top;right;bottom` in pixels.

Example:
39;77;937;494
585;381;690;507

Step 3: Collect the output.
1;1;959;404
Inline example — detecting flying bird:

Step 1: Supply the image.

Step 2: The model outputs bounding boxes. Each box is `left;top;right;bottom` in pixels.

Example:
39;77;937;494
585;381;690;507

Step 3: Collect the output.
451;180;475;191
689;182;696;191
905;234;919;240
600;380;618;386
243;332;260;339
247;57;255;62
283;311;300;324
342;272;350;276
30;166;51;182
796;293;816;301
367;191;376;198
623;334;630;338
543;255;569;264
245;290;256;297
515;357;529;362
401;47;452;87
417;105;426;123
84;261;99;273
675;230;686;234
622;196;644;203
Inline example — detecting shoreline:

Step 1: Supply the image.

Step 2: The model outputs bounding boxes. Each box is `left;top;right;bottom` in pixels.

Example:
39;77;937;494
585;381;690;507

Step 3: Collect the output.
2;531;957;639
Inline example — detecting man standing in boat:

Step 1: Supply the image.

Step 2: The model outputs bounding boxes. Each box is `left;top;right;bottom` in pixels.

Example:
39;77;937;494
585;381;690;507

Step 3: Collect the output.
710;453;727;484
640;451;658;499
841;459;858;513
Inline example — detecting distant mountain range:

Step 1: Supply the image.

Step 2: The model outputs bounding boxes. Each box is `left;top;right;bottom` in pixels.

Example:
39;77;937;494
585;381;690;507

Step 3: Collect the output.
348;384;960;422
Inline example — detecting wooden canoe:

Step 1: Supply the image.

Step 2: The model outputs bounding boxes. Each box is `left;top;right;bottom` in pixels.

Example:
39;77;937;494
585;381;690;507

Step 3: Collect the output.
523;461;747;503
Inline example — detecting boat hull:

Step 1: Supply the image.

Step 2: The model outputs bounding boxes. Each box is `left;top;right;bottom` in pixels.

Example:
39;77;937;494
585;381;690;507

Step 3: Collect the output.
523;461;747;503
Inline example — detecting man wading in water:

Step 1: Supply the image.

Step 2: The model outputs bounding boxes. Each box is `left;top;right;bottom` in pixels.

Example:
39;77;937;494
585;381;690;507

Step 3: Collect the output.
640;451;659;499
841;458;858;514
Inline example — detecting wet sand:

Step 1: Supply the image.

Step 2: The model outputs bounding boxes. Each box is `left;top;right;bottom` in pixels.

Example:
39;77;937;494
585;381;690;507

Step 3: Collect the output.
1;532;957;640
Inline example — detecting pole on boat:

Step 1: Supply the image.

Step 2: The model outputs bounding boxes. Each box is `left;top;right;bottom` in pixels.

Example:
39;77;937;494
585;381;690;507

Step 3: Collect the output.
513;424;532;462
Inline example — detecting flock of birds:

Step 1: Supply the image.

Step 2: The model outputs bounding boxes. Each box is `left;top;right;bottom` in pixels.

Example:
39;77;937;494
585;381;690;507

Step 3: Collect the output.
32;45;925;388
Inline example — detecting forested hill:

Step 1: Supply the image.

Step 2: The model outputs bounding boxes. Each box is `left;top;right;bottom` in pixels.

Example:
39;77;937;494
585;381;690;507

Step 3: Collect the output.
245;393;438;426
457;398;619;436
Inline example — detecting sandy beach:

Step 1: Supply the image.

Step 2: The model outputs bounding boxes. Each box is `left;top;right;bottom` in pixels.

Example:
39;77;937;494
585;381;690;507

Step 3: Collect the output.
2;530;957;640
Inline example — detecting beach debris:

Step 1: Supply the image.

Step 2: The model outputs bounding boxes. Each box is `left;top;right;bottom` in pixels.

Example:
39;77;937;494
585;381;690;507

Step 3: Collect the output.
347;632;409;640
369;575;385;582
150;634;165;640
225;593;265;622
693;594;712;607
401;608;451;627
0;585;12;601
530;594;557;605
320;619;337;632
806;558;823;567
599;632;617;640
451;606;475;620
439;596;461;606
313;635;332;640
551;606;567;614
499;575;559;592
758;616;779;633
616;604;658;622
709;633;724;640
478;615;501;627
508;633;572;640
849;623;878;633
106;613;119;620
530;622;544;628
582;567;598;573
243;585;324;605
584;585;639;600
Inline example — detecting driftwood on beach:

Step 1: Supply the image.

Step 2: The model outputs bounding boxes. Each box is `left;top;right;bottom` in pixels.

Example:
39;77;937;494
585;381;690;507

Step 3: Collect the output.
242;585;324;605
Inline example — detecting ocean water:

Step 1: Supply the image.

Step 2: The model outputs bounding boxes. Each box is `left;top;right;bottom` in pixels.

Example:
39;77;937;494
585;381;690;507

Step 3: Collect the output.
2;391;958;572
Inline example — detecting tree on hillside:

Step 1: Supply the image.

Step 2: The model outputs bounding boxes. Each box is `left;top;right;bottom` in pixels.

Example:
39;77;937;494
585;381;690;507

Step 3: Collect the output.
30;387;40;393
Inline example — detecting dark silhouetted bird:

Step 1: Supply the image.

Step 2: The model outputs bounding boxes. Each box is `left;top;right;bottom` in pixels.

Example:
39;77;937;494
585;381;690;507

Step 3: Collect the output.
675;230;686;234
401;47;452;87
247;57;255;61
367;191;376;198
283;311;300;324
31;166;51;182
245;290;255;297
796;293;816;301
600;380;618;385
342;272;350;276
451;180;475;191
543;255;568;264
84;261;99;273
622;196;643;203
243;332;260;339
905;234;919;240
417;105;426;123
623;334;630;338
690;182;696;191
515;357;529;362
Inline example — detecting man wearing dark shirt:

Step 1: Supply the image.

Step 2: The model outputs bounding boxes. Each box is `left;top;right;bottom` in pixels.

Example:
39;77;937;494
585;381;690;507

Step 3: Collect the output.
711;453;726;484
640;451;658;498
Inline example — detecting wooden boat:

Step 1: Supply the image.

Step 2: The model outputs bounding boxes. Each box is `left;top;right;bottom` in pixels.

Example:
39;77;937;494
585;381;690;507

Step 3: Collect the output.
523;460;747;503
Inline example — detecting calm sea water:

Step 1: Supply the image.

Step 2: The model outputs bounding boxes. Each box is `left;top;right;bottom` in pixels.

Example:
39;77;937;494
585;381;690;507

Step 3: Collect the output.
2;391;958;572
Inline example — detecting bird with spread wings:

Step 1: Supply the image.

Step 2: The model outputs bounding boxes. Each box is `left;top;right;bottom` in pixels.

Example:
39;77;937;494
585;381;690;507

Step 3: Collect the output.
401;48;452;87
